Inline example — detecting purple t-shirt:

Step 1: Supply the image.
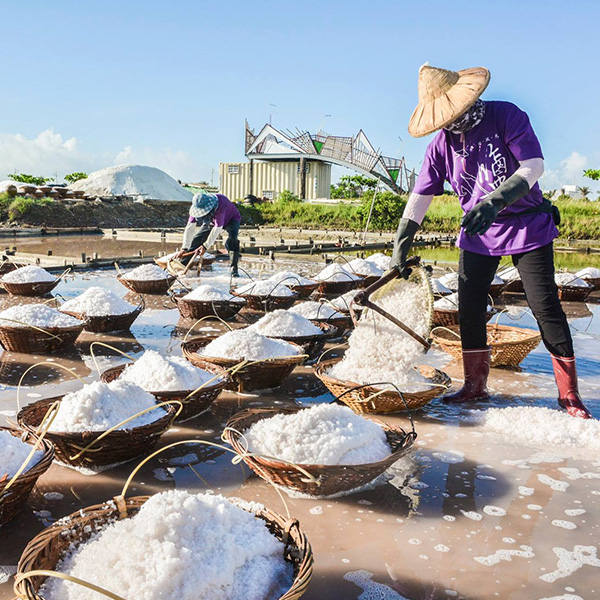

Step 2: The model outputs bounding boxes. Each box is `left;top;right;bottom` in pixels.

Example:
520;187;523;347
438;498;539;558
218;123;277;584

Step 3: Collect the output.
189;194;241;227
413;101;557;256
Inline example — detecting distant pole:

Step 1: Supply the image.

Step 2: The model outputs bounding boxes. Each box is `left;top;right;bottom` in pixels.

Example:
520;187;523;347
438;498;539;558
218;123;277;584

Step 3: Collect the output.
299;157;306;200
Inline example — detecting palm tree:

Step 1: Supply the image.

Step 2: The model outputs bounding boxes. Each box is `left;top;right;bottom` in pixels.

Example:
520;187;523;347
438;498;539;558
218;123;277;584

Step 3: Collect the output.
577;185;591;200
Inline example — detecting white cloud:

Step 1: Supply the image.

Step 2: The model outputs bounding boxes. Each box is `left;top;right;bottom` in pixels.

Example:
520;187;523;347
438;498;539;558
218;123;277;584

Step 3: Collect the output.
0;128;208;183
539;151;589;191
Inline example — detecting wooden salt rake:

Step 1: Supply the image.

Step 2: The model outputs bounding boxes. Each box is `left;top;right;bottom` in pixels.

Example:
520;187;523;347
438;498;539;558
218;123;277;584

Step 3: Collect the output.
350;256;433;351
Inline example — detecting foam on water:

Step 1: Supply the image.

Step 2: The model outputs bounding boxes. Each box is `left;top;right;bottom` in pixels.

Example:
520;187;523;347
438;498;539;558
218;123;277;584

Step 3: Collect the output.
343;570;407;600
474;545;535;566
539;545;600;583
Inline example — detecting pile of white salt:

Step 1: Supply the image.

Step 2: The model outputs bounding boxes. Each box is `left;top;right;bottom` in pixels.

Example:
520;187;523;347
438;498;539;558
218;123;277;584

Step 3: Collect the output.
244;404;391;465
60;287;136;316
118;350;218;392
0;304;82;329
2;265;56;283
124;264;170;281
0;429;43;478
41;490;293;600
201;329;300;361
249;310;322;338
329;279;431;391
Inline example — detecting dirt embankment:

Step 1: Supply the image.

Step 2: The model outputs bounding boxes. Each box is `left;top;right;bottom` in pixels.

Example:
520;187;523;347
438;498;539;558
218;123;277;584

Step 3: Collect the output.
6;199;191;229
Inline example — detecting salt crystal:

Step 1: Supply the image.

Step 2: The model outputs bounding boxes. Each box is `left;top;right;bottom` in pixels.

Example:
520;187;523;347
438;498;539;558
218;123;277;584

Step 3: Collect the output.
202;329;300;360
124;264;170;281
0;304;82;329
41;490;293;600
118;350;219;391
2;265;56;283
243;404;391;466
0;430;43;478
249;310;321;337
315;263;361;282
268;270;315;286
48;380;166;433
289;301;342;320
555;273;591;288
365;253;391;271
60;287;136;316
347;258;383;277
184;284;244;302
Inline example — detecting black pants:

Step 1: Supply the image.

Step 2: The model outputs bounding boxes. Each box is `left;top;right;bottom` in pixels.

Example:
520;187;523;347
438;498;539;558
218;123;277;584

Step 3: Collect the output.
458;242;573;357
182;220;241;269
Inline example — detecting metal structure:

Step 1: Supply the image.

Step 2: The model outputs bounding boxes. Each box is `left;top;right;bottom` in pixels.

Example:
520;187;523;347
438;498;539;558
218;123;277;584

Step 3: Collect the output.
245;121;410;193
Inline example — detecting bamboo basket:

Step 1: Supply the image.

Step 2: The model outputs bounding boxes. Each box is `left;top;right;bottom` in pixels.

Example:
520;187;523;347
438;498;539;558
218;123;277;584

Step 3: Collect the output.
17;397;178;469
224;407;417;497
557;284;592;302
100;360;230;422
0;427;55;527
315;278;362;298
182;337;305;392
309;314;352;338
0;261;18;276
230;290;299;312
117;274;176;295
1;280;60;297
0;323;84;354
60;300;144;333
14;494;313;600
266;322;338;361
489;281;507;298
287;282;319;299
503;279;524;293
432;308;497;328
314;359;451;413
173;293;246;321
581;276;600;291
431;324;541;367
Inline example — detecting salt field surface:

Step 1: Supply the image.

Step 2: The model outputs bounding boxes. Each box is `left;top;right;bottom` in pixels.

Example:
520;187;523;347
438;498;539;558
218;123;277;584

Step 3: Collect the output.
0;258;599;599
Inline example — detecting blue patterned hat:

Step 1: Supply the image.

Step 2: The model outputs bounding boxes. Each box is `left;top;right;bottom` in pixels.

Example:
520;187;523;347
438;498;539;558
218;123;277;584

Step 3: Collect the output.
189;193;219;218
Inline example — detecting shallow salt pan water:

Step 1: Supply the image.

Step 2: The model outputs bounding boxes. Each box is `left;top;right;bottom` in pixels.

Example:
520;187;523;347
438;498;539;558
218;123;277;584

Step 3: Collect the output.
0;261;599;599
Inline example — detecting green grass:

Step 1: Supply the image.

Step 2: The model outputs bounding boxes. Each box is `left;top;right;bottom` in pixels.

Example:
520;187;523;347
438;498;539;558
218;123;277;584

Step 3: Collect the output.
236;193;600;241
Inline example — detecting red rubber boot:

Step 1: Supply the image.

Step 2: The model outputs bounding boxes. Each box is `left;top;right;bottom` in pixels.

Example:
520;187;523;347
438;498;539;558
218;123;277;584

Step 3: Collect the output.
551;355;593;419
443;348;491;403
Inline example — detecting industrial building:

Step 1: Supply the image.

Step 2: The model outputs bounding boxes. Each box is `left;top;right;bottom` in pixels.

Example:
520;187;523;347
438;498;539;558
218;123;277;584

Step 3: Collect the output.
219;122;410;202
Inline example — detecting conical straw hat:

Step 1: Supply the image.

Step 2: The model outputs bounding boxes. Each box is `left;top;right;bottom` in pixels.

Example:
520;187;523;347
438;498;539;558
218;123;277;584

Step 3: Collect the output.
408;64;490;138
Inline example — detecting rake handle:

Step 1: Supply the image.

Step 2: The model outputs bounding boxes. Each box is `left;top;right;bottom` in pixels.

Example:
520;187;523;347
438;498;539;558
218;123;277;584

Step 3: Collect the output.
354;256;421;305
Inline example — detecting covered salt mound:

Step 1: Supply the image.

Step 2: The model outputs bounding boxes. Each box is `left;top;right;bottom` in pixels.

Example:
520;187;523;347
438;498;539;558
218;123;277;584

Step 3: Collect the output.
68;164;193;203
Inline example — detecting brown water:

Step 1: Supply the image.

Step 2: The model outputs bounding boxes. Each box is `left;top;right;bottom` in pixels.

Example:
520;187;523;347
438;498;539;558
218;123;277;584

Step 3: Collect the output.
0;260;599;599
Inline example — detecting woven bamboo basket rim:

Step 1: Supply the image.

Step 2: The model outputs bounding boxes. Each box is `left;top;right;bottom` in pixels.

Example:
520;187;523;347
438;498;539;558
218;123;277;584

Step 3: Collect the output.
287;281;319;293
557;283;592;298
223;406;416;489
432;323;541;347
16;396;178;465
1;427;55;526
1;279;60;296
0;322;84;336
60;299;144;331
314;358;451;411
181;337;306;369
99;360;231;399
14;494;313;600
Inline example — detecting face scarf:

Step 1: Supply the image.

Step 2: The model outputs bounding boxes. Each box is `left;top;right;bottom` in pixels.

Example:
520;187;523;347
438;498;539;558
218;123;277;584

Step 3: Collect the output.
444;99;486;134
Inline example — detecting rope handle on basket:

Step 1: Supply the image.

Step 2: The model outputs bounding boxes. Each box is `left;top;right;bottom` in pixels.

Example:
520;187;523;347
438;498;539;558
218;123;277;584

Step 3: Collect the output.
113;261;124;277
430;325;461;340
56;267;72;281
183;314;234;343
14;570;126;600
118;437;317;519
332;381;416;436
89;341;137;374
68;400;183;460
16;361;87;410
316;343;347;365
229;266;254;293
2;401;59;496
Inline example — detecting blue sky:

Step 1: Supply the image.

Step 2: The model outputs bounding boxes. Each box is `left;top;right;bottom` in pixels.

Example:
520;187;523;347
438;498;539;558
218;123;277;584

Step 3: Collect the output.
1;0;598;191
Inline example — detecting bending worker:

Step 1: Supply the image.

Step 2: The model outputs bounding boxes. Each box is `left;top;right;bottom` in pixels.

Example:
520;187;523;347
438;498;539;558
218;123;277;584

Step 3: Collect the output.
392;63;592;419
178;192;241;277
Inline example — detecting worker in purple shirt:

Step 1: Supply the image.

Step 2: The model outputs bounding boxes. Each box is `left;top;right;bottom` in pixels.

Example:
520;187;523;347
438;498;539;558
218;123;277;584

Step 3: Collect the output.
392;63;592;419
177;192;241;276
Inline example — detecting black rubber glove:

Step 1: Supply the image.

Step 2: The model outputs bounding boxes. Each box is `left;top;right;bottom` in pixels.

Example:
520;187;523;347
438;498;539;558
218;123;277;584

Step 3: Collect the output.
391;218;420;278
462;174;530;236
